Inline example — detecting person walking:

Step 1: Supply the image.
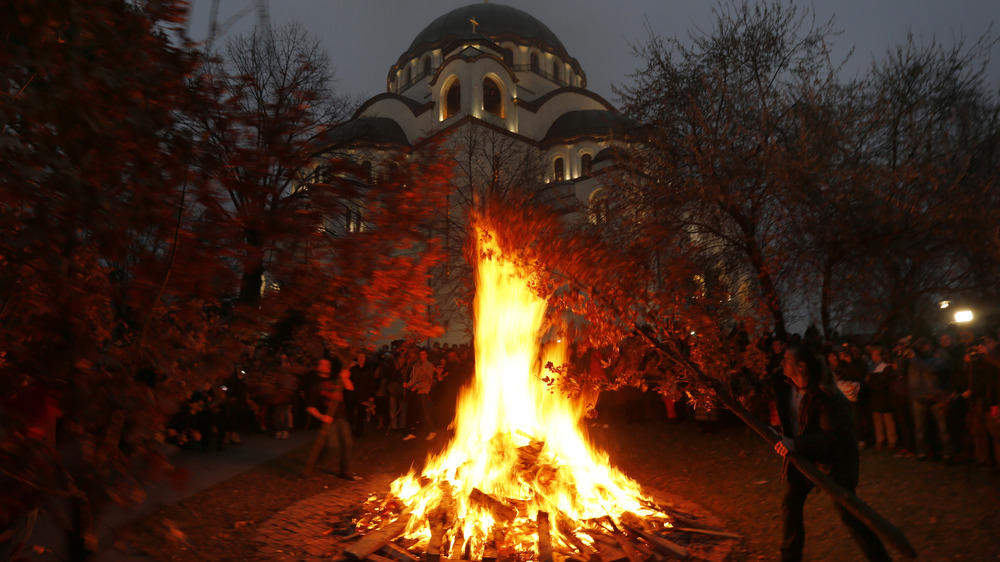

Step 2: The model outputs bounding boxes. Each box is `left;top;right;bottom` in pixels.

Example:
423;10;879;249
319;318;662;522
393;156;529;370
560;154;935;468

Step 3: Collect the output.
305;358;361;480
771;343;890;561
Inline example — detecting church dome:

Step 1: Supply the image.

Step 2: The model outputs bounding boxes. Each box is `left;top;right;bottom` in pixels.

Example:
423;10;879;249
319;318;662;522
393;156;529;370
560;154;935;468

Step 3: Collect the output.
396;4;576;69
407;4;566;54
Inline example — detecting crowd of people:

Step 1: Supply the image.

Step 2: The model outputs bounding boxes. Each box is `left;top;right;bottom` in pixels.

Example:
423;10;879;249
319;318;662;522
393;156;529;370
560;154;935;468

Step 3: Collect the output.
163;326;1000;480
760;329;1000;470
164;341;476;467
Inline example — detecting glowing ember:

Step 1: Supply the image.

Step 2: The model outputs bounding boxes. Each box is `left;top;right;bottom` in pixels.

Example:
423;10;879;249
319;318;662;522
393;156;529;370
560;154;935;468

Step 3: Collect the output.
357;225;672;560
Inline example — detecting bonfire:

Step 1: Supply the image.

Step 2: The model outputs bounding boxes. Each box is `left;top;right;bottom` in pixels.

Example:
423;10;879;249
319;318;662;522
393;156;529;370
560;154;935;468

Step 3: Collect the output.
349;226;730;561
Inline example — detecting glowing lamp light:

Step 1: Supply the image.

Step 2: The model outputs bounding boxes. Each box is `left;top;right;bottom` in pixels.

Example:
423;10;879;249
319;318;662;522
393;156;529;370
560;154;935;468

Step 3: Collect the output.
939;301;951;309
954;310;974;323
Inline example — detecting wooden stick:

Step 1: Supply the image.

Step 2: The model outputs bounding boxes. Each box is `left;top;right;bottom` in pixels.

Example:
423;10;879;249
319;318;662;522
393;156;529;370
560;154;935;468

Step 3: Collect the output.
537;512;554;562
468;488;517;522
380;543;419;562
584;532;629;562
602;516;641;562
344;517;409;561
667;526;743;540
557;515;592;556
426;520;445;562
622;523;688;559
449;528;466;560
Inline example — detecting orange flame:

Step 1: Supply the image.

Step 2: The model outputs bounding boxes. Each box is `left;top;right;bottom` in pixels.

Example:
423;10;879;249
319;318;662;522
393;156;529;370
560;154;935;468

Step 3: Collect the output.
371;225;668;558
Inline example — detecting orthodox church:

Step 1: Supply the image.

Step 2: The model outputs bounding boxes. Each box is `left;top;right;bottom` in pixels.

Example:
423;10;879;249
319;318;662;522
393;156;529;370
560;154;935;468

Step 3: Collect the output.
324;3;638;338
326;2;637;221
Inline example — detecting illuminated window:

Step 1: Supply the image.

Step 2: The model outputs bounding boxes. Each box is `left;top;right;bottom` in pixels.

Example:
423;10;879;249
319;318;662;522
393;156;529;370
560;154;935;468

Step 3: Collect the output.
345;206;365;233
483;77;503;117
444;79;461;119
553;157;564;181
581;153;593;175
589;189;609;224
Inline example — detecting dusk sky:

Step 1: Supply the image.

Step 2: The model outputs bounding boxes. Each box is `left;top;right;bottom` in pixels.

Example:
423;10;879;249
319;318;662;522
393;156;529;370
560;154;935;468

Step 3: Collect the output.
186;0;999;107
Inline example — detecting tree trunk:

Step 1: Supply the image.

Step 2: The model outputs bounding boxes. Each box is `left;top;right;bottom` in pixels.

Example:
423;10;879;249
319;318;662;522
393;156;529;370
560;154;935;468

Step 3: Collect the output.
820;260;832;339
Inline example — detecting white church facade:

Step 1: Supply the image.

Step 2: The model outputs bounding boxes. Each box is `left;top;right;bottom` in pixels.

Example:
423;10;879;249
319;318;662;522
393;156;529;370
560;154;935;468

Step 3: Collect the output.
323;3;639;339
325;3;637;219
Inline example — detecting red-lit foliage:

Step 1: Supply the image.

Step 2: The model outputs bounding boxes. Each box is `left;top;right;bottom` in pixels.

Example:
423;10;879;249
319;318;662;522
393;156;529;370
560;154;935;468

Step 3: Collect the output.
0;3;449;558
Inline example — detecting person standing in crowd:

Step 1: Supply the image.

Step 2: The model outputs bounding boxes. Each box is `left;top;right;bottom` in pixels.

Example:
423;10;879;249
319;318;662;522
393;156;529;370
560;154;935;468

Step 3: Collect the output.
403;348;437;441
771;343;890;562
890;340;916;457
867;347;897;450
908;338;951;461
305;358;361;481
348;350;377;437
963;335;1000;468
271;355;298;439
221;367;250;445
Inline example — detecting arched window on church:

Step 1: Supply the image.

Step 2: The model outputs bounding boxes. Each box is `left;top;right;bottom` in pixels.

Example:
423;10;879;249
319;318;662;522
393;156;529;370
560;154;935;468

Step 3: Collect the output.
589;189;609;225
403;66;411;87
483;77;503;118
530;53;539;71
444;79;461;120
552;60;561;83
503;48;514;65
580;153;593;176
553;157;564;181
423;56;431;77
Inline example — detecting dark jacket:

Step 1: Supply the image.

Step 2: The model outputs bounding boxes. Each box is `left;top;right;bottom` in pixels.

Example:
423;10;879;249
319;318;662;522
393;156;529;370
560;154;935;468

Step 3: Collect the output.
771;372;859;482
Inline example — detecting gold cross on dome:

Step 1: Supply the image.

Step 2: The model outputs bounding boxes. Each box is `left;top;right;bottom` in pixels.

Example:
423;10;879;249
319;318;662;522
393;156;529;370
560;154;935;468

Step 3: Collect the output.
469;17;479;33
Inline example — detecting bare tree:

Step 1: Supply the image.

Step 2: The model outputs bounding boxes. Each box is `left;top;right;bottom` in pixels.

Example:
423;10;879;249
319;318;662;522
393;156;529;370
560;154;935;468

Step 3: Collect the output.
844;32;1000;338
613;0;849;339
191;21;355;306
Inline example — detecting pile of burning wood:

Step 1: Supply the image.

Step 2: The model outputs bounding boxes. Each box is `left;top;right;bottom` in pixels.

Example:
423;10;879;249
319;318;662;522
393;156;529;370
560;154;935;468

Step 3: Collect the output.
340;480;740;562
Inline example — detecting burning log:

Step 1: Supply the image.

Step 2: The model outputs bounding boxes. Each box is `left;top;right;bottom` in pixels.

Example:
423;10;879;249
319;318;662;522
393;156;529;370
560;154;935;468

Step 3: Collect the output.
583;531;630;562
468;488;518;522
516;431;545;465
536;511;553;562
380;542;419;562
602;516;641;562
425;521;446;562
481;528;498;562
344;517;410;561
556;514;593;557
622;522;688;559
448;528;466;560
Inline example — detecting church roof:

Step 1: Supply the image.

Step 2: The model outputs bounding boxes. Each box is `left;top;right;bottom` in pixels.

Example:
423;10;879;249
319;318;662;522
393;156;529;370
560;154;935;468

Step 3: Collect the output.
326;117;411;148
405;4;567;57
542;110;640;145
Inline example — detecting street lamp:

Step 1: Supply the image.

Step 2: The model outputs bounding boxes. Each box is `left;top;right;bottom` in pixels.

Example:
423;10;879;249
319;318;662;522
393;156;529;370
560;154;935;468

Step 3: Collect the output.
954;310;974;323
